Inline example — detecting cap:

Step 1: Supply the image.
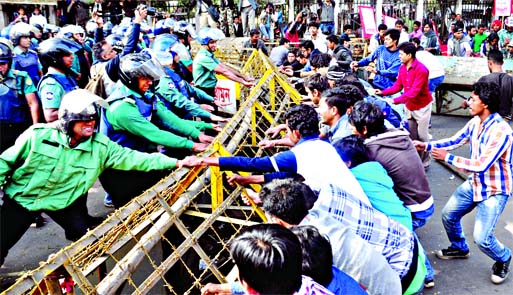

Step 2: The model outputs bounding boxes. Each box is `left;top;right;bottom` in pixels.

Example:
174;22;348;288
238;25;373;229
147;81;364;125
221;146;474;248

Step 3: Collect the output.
492;20;503;28
454;26;464;33
506;17;513;27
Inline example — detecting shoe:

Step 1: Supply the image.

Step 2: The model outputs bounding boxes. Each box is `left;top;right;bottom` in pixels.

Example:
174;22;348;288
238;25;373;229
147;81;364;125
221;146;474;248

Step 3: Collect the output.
435;247;470;259
491;256;511;284
424;279;435;288
31;215;46;228
103;194;114;208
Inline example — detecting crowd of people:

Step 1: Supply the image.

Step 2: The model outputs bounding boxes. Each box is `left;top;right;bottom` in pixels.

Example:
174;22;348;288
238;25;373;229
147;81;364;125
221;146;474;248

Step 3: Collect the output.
1;2;513;295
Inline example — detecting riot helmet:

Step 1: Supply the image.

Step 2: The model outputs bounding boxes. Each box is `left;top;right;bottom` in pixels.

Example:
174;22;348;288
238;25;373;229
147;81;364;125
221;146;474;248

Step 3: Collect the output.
105;34;124;53
38;38;82;72
0;40;13;75
103;21;114;37
57;89;108;137
10;22;38;46
119;51;165;93
196;27;225;45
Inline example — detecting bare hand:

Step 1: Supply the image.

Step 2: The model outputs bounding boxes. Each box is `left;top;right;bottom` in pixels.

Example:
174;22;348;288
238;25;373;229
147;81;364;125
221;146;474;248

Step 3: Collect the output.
412;140;427;151
365;66;377;74
210;114;229;123
350;61;359;69
241;80;255;88
461;100;469;109
283;68;294;76
200;104;215;112
245;76;256;82
198;133;214;144
227;174;252;187
134;5;148;23
258;139;276;149
243;188;262;204
192;142;209;152
265;125;286;138
180;156;204;167
374;89;382;95
200;283;232;295
211;124;223;132
213;98;232;108
431;148;448;161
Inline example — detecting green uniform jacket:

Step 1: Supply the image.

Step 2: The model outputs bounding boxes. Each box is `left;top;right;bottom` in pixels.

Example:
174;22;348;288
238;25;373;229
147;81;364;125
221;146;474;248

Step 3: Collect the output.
105;86;213;150
156;76;212;119
193;47;219;89
0;124;178;211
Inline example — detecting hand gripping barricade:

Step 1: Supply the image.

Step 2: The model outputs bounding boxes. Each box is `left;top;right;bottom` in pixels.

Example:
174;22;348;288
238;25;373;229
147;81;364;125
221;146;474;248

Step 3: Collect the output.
2;41;304;295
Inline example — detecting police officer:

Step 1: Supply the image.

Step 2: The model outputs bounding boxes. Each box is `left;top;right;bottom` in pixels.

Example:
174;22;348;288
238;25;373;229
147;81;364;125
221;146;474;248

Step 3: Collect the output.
59;25;90;88
0;89;196;266
193;27;254;97
151;34;229;112
100;52;220;208
37;38;81;122
10;23;43;87
0;39;40;153
150;40;228;122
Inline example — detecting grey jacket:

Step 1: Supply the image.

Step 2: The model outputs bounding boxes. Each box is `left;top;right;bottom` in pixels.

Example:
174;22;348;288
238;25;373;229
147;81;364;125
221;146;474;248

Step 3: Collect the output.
365;129;433;212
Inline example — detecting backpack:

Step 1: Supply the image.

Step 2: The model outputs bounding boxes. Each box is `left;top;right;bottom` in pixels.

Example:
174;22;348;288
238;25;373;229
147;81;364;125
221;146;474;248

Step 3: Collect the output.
85;63;107;99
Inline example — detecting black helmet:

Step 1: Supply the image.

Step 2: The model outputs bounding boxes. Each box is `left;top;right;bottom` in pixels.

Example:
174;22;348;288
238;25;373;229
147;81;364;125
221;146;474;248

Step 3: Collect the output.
105;34;124;53
0;40;13;68
57;89;108;136
119;51;165;93
38;38;81;71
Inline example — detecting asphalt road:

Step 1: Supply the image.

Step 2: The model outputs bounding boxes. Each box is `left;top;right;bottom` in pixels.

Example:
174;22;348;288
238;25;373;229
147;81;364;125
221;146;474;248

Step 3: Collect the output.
2;113;513;294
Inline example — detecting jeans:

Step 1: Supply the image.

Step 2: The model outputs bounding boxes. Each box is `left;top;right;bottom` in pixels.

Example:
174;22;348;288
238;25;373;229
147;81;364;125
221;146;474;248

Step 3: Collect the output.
259;24;273;41
240;6;256;37
320;22;334;35
412;204;435;281
442;180;511;262
428;75;445;93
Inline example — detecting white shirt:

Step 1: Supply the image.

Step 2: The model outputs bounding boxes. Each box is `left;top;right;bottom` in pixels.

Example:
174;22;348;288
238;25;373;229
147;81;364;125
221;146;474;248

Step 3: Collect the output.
307;33;328;53
415;51;445;79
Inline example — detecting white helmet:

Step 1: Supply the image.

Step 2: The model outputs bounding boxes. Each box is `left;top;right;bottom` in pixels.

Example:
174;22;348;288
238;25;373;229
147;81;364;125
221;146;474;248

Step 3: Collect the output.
57;89;108;135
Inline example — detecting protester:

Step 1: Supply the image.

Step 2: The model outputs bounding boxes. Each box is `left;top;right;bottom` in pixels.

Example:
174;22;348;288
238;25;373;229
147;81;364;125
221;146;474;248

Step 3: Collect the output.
414;82;513;285
375;42;432;168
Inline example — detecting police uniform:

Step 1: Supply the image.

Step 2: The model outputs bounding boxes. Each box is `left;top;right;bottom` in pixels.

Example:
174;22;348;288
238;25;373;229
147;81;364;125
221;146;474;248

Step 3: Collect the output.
192;47;220;97
13;46;42;86
37;68;78;113
0;69;36;152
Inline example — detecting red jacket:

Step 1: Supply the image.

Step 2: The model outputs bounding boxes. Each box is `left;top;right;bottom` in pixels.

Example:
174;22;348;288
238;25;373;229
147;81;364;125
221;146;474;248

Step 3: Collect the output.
381;58;432;111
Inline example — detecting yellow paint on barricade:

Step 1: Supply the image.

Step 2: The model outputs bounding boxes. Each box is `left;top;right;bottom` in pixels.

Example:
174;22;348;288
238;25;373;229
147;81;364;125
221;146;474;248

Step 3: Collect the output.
3;46;300;295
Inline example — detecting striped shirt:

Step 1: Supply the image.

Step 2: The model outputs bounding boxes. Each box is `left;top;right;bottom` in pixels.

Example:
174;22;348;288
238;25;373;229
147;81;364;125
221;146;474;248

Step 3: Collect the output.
427;113;513;202
314;184;414;279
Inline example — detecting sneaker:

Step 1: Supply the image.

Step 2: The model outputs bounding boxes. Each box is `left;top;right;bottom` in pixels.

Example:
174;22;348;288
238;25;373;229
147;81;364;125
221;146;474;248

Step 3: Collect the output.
31;214;46;228
491;256;511;284
103;194;114;208
424;279;435;289
435;247;470;259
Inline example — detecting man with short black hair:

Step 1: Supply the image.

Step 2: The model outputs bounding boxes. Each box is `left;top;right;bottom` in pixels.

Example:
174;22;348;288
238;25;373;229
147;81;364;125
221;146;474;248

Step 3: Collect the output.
448;26;472;57
243;29;269;55
305;22;327;53
326;34;352;72
351;29;401;90
414;82;513;285
476;49;513;120
395;19;410;44
375;42;432;167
